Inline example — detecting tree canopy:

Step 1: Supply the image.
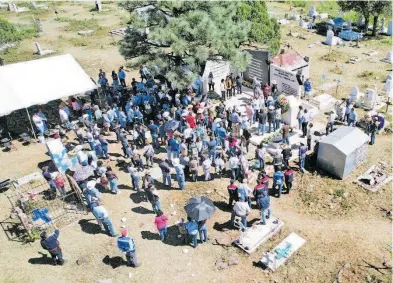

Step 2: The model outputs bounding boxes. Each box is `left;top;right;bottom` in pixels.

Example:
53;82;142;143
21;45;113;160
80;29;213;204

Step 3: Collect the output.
338;0;392;36
119;0;279;89
236;1;281;55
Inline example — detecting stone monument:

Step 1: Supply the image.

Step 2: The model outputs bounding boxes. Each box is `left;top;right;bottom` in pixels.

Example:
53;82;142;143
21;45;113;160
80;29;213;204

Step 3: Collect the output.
34;42;55;56
384;79;392;98
307;5;318;17
324;29;334;45
348;86;364;106
242;50;270;85
387;21;392;36
381;51;393;64
364;89;377;109
281;95;300;127
357;15;364;26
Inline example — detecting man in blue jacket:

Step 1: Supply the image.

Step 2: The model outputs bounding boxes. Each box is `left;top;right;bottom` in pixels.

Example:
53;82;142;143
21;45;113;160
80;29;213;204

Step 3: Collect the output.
273;169;285;198
257;190;271;225
40;229;65;265
117;229;141;267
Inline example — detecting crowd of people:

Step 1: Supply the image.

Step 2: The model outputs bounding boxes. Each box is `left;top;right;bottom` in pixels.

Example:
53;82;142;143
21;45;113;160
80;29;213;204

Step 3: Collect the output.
36;64;381;268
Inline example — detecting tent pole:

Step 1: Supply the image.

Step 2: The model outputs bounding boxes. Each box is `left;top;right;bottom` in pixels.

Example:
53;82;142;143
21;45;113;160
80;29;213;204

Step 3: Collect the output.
26;108;38;140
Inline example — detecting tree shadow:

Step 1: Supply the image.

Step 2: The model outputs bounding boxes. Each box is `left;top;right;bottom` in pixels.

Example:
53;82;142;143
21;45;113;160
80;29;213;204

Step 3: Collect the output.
213;201;231;212
130;192;146;204
28;252;53;265
78;219;102;235
131;206;154;215
140;225;182;247
102;255;127;269
213;220;232;232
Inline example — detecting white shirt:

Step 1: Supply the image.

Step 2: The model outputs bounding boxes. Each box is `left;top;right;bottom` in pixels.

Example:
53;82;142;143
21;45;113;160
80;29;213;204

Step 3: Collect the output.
229;156;239;169
86;132;94;142
329;113;337;123
202;159;211;170
77;151;88;163
32;115;43;128
59;109;68;122
303;112;310;123
233;202;251;216
220;82;225;92
183;128;193;139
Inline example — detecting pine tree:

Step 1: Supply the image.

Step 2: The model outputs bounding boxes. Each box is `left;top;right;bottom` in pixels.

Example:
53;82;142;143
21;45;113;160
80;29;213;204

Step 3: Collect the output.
119;1;252;88
236;1;281;55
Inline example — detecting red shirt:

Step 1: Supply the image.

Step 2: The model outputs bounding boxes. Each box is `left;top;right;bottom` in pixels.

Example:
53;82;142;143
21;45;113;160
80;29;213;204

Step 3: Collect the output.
185;116;196;129
154;215;168;230
227;184;237;191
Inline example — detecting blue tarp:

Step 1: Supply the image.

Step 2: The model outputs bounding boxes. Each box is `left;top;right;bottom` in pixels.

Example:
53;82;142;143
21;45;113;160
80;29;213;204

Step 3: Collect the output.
333;17;345;27
338;30;363;41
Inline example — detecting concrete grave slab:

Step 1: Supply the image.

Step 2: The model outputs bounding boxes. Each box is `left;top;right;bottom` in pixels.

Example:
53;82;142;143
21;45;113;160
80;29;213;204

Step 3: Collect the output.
234;216;284;254
310;93;338;111
355;164;393;193
362;50;379;56
260;232;306;271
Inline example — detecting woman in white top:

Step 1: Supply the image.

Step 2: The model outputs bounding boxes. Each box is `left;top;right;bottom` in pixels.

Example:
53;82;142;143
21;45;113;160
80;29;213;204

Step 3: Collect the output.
32;113;45;136
220;79;225;101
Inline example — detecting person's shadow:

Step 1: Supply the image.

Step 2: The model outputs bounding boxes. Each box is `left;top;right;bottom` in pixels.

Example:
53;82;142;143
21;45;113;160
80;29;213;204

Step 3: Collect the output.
131;206;155;214
78;219;102;235
140;225;182;246
28;252;53;265
102;255;127;269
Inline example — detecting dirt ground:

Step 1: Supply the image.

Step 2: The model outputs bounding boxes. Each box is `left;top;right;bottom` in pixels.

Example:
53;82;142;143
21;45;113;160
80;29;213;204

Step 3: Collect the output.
0;2;392;283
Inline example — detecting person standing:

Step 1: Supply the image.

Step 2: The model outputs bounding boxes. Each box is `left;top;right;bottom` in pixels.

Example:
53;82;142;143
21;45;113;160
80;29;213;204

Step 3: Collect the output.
303;78;312;100
281;122;291;145
59;105;71;130
273;151;283;172
257;190;271;225
296;106;304;130
299;143;307;171
185;217;199;248
85;180;102;208
275;107;281;131
154;210;168;241
198;219;208;243
225;76;232;99
220;79;226;101
281;144;292;169
127;164;140;191
267;106;276;133
173;158;185;190
229;154;240;181
189;156;199;182
258;108;267;136
92;203;118;237
273;169;285;198
238;179;252;208
159;159;172;187
143;141;155;168
111;70;119;90
146;184;161;212
255;144;265;169
231;199;250;231
369;119;378;145
301;109;309;137
118;66;126;87
202;155;212;181
328;110;337;133
236;75;242;94
231;109;241;137
117;229;141;267
33;112;45;137
307;123;313;150
284;167;294;193
40;229;65;266
106;167;120;194
208;72;214;92
227;179;239;207
348;108;357;127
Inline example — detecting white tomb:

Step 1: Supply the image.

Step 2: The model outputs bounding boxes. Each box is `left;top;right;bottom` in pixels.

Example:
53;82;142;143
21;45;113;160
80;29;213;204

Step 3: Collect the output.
260;232;306;271
364;89;377;109
387;21;392;36
386;74;392;82
281;95;300;128
0;1;8;9
95;0;102;12
323;29;341;46
348;86;364;106
299;17;308;29
12;3;29;13
307;5;318;17
34;42;55;56
30;2;48;9
381;51;393;64
310;93;338;111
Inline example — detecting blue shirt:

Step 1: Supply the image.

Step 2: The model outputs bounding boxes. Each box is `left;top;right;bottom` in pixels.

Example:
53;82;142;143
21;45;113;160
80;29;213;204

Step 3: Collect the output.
185;221;198;235
41;229;60;250
169;138;180;151
117;236;136;252
216;127;227;138
304;81;312;92
231;112;240;123
85;188;101;205
273;171;284;185
118;70;126;79
175;165;184;176
258;195;270;209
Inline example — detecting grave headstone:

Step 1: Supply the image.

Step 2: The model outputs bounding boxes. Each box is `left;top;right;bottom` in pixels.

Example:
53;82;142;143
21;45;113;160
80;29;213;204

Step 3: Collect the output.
95;0;102;12
307;5;318;17
37;19;43;32
384;79;392;97
242;50;270;85
387;21;393;36
364;89;377;109
349;86;364;105
270;65;301;98
381;51;393;64
345;21;352;30
380;18;385;33
34;42;43;55
386;74;392;82
324;29;334;45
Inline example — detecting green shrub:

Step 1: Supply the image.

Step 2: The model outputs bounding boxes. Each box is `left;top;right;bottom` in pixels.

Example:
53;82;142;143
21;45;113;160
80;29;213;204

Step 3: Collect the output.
0;18;38;45
333;188;345;198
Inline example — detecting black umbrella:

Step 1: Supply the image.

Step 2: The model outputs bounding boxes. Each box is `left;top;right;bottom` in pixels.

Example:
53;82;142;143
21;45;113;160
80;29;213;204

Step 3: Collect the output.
164;119;179;132
184;196;216;221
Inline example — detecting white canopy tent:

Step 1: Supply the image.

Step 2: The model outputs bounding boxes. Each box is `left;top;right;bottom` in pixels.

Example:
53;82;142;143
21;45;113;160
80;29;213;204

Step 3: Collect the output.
0;54;97;138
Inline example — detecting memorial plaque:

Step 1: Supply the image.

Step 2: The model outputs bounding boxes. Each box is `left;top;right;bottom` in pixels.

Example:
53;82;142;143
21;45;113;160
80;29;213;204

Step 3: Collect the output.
202;60;230;94
243;50;270;84
270;64;301;97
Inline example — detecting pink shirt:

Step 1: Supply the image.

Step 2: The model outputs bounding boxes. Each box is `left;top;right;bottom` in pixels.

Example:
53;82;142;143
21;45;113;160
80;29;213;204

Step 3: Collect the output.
154;215;168;230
